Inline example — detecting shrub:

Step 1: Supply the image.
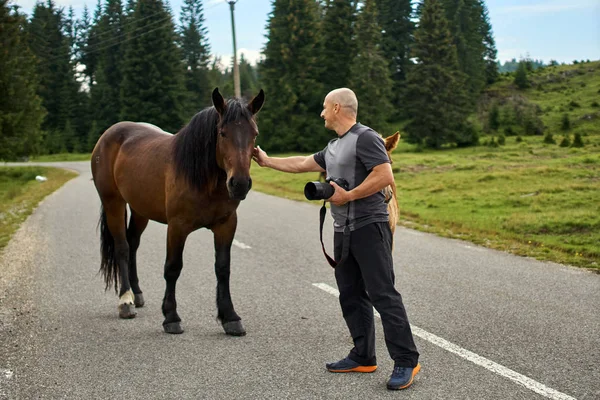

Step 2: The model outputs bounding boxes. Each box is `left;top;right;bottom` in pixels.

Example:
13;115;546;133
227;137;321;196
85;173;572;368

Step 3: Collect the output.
497;134;506;145
559;136;571;147
489;103;500;131
572;133;584;148
524;113;544;135
486;137;499;147
543;133;555;144
516;136;523;143
561;114;571;131
504;126;515;136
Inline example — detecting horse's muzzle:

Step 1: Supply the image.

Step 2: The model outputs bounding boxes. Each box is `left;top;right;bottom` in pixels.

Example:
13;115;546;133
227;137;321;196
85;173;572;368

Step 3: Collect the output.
227;176;252;200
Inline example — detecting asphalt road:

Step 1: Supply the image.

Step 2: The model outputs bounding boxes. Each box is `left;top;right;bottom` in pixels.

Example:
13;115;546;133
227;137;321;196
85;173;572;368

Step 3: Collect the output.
0;162;598;399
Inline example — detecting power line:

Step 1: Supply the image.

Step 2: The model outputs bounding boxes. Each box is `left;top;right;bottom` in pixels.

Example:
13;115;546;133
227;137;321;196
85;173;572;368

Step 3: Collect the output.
33;15;173;65
34;20;174;68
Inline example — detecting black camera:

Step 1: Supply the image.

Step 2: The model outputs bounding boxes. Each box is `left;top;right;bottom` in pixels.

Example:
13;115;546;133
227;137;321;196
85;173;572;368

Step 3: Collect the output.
304;177;349;200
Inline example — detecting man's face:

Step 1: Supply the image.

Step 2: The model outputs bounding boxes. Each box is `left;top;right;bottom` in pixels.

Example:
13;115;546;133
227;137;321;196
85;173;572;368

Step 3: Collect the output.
320;98;336;130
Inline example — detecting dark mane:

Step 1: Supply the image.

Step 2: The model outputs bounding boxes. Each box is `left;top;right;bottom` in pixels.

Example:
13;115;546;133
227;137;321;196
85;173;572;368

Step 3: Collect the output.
172;99;255;193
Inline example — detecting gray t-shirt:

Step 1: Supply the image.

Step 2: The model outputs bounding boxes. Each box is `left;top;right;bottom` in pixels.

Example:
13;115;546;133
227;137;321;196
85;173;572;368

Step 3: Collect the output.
313;123;390;232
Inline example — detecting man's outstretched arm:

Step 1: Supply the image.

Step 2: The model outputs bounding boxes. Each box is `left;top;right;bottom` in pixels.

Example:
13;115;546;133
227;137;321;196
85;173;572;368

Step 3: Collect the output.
252;146;325;173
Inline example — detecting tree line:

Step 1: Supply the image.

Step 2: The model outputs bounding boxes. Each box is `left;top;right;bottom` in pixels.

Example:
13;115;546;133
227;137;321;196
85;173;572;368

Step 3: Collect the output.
1;0;498;160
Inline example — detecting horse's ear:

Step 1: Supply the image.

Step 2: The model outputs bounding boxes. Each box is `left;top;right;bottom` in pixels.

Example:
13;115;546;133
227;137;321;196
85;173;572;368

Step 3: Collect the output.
212;87;226;115
385;131;401;153
247;89;265;115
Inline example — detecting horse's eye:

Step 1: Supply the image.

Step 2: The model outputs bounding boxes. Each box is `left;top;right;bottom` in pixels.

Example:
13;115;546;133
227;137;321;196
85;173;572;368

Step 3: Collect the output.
219;130;226;138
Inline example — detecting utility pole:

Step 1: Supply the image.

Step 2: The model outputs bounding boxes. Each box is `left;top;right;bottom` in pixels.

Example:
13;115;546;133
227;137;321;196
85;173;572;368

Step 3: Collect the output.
227;0;241;98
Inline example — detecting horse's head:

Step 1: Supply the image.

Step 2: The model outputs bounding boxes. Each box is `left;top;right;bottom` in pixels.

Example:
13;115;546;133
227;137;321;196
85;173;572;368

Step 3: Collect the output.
212;88;265;200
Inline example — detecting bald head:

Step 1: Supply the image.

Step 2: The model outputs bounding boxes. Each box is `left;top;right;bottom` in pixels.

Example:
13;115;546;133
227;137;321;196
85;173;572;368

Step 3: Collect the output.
325;88;358;117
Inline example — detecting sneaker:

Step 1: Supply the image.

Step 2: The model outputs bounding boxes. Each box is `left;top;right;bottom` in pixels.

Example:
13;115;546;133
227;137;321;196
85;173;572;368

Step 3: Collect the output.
387;363;421;390
326;357;377;373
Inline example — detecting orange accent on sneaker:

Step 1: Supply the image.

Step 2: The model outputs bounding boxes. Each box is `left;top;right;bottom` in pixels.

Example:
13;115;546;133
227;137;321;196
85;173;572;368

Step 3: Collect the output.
328;365;378;373
398;363;421;389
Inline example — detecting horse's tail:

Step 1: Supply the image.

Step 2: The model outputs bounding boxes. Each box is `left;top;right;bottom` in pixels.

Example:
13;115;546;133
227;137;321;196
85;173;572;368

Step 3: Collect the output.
98;206;119;293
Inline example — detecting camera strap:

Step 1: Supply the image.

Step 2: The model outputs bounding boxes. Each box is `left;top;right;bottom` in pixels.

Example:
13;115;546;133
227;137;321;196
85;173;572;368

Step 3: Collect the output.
319;201;350;268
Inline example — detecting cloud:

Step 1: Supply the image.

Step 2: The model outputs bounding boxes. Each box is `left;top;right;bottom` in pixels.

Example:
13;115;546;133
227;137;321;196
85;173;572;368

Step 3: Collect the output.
497;49;529;63
212;48;264;70
497;0;598;15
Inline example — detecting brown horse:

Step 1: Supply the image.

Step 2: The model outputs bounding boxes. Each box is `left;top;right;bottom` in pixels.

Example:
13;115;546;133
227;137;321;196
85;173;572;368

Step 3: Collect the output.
91;88;264;335
382;132;400;235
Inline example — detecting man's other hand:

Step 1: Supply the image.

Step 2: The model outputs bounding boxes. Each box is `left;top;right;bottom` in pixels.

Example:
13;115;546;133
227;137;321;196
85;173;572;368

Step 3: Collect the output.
328;181;353;206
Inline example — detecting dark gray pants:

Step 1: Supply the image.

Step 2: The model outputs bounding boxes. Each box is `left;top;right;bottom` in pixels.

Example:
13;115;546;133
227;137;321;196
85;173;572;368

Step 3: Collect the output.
334;221;419;367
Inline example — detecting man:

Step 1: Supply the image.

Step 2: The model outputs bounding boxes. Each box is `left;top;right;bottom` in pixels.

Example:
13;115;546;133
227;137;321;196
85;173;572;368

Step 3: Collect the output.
252;88;420;390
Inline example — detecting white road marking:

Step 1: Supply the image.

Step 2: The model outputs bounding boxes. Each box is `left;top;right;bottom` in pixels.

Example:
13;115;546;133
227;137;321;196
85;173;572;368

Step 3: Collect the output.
233;239;251;249
404;230;424;236
312;283;576;400
464;245;486;251
1;368;13;379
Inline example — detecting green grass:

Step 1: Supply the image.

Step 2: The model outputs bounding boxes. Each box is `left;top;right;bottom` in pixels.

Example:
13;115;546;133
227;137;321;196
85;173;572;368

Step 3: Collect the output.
0;167;77;250
30;153;91;162
250;62;600;271
251;138;600;270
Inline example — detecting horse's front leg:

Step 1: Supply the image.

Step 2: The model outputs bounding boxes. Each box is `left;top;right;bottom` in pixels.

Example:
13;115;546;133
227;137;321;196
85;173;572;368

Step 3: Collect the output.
211;213;245;336
161;223;190;334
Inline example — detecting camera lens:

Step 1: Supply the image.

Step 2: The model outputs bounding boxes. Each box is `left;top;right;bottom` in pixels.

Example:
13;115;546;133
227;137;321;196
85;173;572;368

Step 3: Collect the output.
304;182;335;200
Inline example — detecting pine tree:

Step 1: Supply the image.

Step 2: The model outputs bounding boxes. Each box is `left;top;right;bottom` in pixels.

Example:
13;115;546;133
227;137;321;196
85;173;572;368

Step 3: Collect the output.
91;0;125;133
259;0;325;152
447;0;486;97
83;0;104;85
86;120;100;151
488;103;500;131
320;0;356;91
377;0;414;118
75;5;92;83
441;0;496;94
238;53;259;99
0;0;46;160
28;0;81;152
405;0;473;148
179;0;212;118
348;0;392;133
514;61;529;89
480;0;498;84
120;0;185;132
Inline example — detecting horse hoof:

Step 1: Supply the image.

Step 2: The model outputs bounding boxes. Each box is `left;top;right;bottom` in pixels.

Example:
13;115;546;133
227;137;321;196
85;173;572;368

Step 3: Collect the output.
134;293;145;308
118;303;137;319
223;320;246;336
163;322;184;334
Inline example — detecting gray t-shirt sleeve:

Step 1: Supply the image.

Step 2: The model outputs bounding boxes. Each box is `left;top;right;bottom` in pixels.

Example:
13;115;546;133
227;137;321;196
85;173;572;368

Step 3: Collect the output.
313;146;327;170
356;130;390;171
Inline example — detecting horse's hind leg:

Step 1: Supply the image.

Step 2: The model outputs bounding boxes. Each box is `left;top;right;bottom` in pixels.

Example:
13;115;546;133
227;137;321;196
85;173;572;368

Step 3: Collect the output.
104;200;136;319
127;209;149;308
211;213;245;336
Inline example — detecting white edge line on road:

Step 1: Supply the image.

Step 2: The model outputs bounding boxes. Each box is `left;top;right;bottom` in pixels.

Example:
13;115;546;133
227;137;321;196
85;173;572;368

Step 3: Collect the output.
464;245;486;251
404;230;424;236
232;239;251;249
1;368;13;379
312;283;577;400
